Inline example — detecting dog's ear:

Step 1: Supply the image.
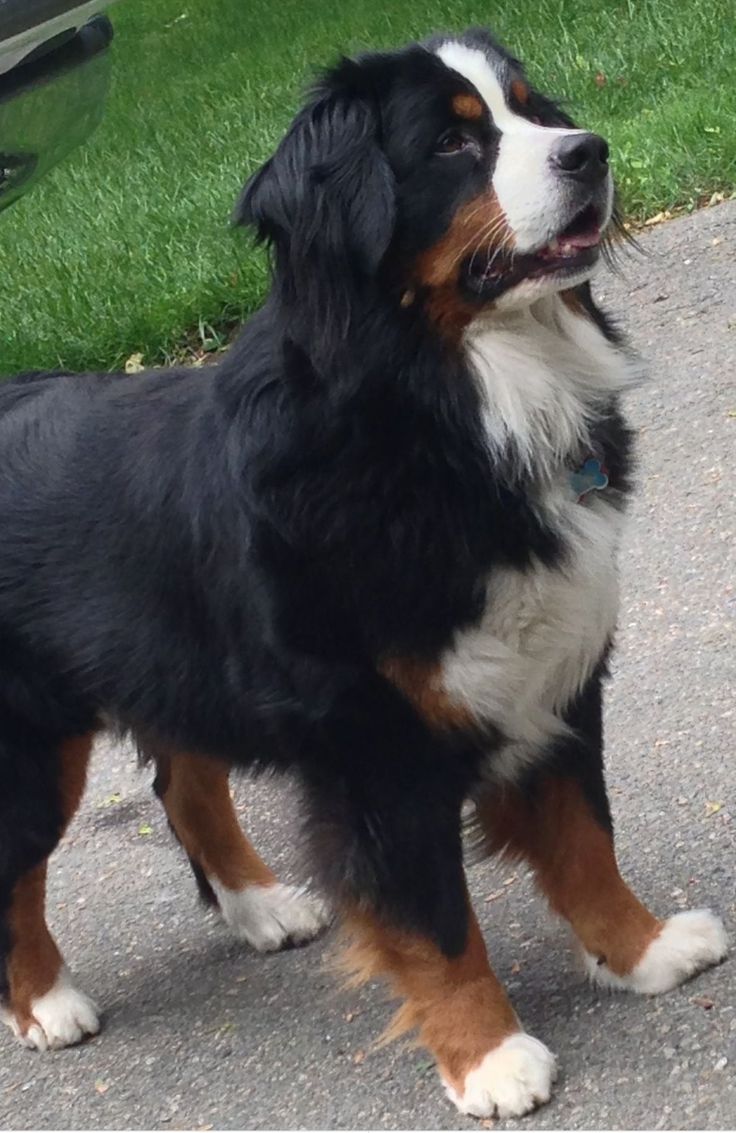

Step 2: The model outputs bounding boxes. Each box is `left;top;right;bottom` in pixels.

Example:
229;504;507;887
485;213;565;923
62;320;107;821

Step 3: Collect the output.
233;60;395;366
235;89;395;275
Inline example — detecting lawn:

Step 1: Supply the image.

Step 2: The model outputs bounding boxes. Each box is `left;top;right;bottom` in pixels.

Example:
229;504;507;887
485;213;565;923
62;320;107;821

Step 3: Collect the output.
0;0;734;375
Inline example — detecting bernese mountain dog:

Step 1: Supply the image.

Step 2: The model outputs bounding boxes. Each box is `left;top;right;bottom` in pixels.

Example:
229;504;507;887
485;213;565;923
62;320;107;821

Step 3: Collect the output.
0;27;727;1119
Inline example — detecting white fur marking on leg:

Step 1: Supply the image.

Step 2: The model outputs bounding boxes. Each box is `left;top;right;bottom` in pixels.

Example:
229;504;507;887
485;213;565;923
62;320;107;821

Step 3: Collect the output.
583;909;728;994
1;968;100;1051
442;1032;557;1119
211;880;330;952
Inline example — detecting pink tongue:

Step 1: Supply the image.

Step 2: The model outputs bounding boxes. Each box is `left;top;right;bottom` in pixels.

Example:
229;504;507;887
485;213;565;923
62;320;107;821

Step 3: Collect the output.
552;224;597;249
560;226;601;249
538;226;601;260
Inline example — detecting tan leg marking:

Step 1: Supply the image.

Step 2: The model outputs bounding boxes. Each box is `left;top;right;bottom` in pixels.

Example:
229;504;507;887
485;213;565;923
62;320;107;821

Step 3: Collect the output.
158;752;276;889
158;752;329;951
6;734;94;1034
7;863;62;1031
341;903;518;1092
477;776;661;975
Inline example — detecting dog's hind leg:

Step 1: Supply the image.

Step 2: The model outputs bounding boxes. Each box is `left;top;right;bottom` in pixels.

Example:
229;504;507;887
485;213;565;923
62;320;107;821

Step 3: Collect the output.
341;898;556;1119
153;752;329;952
1;732;99;1050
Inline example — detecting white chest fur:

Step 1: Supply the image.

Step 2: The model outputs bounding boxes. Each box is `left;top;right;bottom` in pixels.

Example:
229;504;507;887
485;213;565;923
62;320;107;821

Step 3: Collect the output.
441;296;637;781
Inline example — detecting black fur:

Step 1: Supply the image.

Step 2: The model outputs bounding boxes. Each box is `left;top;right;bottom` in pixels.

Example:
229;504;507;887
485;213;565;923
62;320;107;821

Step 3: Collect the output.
0;29;632;978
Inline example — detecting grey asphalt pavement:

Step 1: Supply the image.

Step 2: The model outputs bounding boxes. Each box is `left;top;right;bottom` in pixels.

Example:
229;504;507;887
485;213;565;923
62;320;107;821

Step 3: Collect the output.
1;202;734;1131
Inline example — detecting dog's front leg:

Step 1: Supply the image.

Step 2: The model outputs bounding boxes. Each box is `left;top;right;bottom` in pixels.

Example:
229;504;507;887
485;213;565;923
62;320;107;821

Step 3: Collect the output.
297;671;556;1119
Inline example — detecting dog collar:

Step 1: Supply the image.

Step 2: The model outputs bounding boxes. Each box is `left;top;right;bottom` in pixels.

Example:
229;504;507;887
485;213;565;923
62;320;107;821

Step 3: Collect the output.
570;456;609;502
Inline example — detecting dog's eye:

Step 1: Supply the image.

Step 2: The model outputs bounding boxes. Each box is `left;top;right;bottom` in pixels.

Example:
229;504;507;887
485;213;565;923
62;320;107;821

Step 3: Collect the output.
435;130;474;155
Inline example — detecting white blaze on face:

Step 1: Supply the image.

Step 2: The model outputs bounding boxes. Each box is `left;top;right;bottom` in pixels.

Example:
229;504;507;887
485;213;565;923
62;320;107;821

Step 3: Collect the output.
435;42;613;252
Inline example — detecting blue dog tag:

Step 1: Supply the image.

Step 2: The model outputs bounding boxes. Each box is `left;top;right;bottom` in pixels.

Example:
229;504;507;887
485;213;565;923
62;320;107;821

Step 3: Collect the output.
570;457;609;502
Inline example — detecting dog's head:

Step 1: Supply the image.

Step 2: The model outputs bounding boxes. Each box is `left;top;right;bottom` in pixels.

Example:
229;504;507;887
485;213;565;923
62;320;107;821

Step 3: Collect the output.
236;29;616;356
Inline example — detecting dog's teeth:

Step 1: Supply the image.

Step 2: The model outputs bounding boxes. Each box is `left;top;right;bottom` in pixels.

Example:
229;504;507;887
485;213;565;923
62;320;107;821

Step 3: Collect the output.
548;237;560;252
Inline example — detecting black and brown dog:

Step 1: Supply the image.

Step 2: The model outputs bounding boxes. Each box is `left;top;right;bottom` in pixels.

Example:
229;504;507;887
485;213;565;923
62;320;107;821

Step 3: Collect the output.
0;27;726;1119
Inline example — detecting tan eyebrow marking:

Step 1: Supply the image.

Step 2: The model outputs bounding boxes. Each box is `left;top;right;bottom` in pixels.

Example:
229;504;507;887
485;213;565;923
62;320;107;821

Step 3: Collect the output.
510;78;530;105
452;92;484;120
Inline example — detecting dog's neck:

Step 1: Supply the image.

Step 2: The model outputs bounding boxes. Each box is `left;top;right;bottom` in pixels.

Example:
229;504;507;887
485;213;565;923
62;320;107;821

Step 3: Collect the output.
463;294;637;481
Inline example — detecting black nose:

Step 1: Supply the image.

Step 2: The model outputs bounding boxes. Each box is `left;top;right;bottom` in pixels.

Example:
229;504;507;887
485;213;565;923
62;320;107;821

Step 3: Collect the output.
550;133;609;185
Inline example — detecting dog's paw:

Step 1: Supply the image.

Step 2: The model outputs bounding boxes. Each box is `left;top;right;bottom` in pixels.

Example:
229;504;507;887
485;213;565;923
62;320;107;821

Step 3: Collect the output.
583;909;728;994
213;881;331;952
1;970;100;1051
442;1033;557;1119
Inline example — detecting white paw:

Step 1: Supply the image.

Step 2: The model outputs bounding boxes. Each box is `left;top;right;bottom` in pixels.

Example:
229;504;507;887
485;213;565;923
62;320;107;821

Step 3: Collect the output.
211;881;331;952
442;1033;557;1119
1;969;100;1051
583;909;728;994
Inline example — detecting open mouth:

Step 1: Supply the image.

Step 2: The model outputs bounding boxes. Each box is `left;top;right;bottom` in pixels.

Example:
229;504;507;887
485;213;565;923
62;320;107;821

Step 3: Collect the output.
464;203;603;298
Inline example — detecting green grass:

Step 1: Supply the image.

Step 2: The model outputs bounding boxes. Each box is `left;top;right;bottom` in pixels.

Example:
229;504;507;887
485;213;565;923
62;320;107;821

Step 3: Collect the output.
0;0;734;375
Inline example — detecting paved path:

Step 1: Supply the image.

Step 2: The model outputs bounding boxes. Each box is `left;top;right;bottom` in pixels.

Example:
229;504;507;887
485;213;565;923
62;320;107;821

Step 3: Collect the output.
1;203;734;1131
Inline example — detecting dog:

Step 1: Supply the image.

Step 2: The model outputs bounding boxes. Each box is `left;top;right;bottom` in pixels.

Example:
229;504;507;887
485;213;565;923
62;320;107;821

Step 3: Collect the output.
0;27;727;1119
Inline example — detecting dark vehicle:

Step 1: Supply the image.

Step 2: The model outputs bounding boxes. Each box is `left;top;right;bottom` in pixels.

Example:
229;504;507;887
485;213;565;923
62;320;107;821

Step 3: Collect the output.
0;2;116;210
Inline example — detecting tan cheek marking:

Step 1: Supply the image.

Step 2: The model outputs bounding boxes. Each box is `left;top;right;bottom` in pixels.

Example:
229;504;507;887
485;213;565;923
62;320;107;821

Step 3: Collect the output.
7;734;94;1028
452;92;483;120
340;905;519;1089
423;287;481;340
158;751;277;890
413;192;514;337
415;191;512;288
477;777;662;975
380;657;473;731
511;78;530;105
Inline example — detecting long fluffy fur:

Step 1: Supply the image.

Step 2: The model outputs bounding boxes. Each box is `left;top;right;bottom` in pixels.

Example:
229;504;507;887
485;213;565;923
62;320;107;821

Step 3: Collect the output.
1;28;632;970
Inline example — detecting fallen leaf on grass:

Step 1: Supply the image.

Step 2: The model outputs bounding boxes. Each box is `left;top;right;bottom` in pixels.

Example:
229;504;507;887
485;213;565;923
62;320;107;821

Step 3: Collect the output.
705;801;722;816
138;822;153;836
125;352;145;374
